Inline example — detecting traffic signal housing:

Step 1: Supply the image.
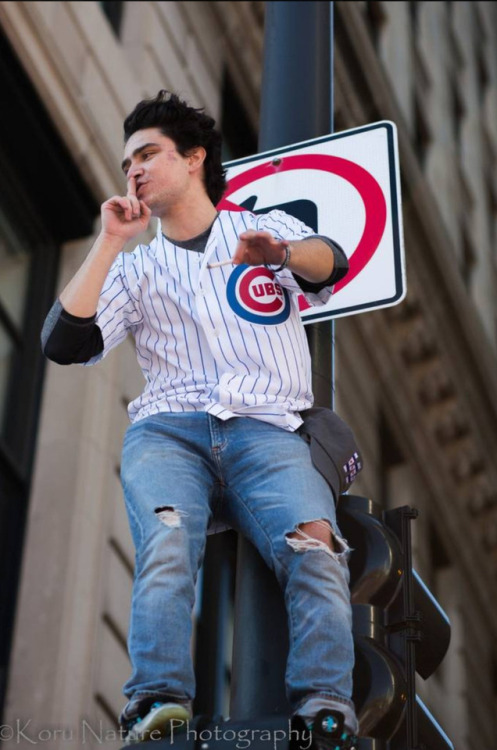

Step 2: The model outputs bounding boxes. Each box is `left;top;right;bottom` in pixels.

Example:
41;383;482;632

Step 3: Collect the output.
337;495;453;750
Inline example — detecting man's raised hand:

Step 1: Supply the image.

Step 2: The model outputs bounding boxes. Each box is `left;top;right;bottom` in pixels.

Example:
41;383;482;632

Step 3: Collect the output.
101;175;152;242
232;230;288;268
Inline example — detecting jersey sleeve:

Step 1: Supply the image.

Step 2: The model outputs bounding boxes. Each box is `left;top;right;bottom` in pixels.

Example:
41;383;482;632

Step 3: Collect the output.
254;209;349;307
82;252;143;366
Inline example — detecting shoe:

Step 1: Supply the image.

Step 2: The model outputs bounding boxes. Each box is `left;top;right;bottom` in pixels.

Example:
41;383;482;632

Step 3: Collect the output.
307;709;359;750
122;701;190;745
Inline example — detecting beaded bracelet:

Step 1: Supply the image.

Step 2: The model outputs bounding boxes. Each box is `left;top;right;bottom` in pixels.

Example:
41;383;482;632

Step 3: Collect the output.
265;242;292;272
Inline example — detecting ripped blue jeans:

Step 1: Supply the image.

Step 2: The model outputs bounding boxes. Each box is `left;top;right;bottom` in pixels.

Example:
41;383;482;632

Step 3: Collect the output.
120;412;357;733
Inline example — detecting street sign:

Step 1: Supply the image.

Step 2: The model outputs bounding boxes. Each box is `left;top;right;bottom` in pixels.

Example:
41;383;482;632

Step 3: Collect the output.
219;121;405;323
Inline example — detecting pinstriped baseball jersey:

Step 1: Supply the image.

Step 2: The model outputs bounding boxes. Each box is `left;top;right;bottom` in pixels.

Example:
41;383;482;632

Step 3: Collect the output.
85;209;337;431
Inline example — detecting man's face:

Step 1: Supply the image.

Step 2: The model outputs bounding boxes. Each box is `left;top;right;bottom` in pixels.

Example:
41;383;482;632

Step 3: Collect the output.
121;128;198;215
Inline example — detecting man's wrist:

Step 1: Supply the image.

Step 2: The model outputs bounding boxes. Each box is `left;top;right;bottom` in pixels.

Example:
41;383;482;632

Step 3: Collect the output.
96;232;127;256
265;242;292;272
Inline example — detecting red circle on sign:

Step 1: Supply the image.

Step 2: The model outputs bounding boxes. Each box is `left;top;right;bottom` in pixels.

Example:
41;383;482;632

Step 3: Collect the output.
238;267;284;314
218;154;388;303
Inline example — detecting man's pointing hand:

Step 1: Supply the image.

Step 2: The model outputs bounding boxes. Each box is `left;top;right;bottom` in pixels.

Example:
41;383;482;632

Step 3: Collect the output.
232;230;289;268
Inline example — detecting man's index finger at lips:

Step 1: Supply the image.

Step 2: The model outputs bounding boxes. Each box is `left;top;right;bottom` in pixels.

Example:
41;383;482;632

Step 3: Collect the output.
127;175;137;196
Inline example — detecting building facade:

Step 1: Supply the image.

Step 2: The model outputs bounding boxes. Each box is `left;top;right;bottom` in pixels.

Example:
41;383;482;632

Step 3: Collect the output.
0;2;496;749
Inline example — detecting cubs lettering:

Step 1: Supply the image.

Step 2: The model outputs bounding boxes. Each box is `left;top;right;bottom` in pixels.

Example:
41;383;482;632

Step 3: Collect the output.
252;281;283;298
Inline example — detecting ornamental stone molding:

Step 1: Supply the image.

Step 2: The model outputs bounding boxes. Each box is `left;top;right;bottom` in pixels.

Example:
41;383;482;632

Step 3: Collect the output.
335;2;497;613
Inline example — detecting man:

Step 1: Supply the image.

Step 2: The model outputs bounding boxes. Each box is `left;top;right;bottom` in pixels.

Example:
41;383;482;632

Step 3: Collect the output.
42;91;359;748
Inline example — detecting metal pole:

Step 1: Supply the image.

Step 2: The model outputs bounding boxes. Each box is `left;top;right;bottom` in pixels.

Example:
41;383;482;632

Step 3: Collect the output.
194;531;237;716
230;1;335;719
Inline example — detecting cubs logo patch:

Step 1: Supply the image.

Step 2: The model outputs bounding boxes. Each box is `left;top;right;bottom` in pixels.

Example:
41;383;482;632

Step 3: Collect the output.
226;265;291;325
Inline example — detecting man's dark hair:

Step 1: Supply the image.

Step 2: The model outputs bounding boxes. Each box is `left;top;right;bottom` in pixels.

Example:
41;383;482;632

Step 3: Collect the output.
123;90;227;205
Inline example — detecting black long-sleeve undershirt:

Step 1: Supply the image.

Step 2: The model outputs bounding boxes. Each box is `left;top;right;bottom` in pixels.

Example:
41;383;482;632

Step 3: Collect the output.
41;299;104;364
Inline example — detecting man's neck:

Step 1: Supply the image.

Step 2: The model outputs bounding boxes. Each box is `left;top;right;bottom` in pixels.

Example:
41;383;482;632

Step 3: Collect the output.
159;196;219;242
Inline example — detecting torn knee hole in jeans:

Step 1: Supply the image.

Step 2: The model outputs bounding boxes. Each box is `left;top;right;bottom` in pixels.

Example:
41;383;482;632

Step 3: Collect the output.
154;506;188;528
285;519;350;560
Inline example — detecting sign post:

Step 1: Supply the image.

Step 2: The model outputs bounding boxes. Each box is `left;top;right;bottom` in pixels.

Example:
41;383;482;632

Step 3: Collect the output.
229;0;336;722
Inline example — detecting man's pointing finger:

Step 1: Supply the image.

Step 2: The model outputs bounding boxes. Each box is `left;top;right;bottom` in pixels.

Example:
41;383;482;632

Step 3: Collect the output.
127;175;141;217
127;174;137;198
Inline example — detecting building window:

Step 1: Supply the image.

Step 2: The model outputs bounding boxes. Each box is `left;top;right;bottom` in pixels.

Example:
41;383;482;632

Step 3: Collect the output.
409;0;419;33
411;18;432;170
0;25;99;720
100;1;124;37
220;70;258;163
413;93;431;169
0;163;60;722
476;47;490;108
460;225;476;293
365;0;387;49
493;658;497;739
450;78;465;154
0;208;34;440
485;170;497;263
428;521;451;588
379;413;404;508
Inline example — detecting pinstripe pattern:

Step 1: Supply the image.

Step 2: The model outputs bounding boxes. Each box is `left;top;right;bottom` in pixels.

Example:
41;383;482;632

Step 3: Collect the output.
85;210;335;430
